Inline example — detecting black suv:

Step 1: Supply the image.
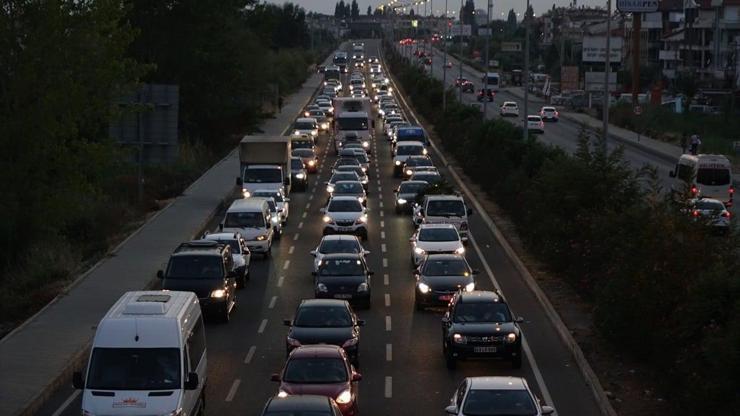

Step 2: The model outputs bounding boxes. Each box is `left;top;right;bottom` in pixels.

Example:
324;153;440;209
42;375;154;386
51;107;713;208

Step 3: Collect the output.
158;240;237;322
477;88;494;102
441;290;523;369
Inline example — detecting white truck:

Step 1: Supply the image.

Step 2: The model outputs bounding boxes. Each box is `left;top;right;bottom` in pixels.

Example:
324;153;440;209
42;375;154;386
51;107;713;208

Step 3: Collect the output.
236;135;292;197
332;97;374;154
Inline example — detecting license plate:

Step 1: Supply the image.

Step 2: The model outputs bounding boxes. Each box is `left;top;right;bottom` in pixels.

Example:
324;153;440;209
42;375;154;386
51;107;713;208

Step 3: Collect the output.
334;294;353;299
473;347;497;353
337;226;352;232
439;295;453;301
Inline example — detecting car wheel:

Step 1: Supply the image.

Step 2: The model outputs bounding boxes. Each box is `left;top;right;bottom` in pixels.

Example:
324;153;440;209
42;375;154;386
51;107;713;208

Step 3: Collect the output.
445;350;456;369
512;354;522;369
237;274;246;289
414;295;423;311
221;304;230;323
275;229;282;240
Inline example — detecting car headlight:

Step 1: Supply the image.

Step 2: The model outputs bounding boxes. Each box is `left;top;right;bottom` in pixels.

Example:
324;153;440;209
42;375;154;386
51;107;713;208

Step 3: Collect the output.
395;160;401;166
357;282;369;292
397;198;407;204
452;333;467;344
417;282;430;294
277;390;289;398
361;167;367;172
304;111;310;117
414;247;425;255
342;337;359;347
405;169;413;176
311;130;318;136
422;149;428;155
357;197;365;203
327;185;335;193
296;172;305;179
506;333;517;344
455;246;465;254
357;214;367;223
271;215;279;224
336;389;353;404
293;130;300;136
321;123;329;130
210;289;226;298
242;189;251;198
465;282;475;292
362;141;369;148
323;215;332;223
317;283;328;292
361;178;368;184
308;160;316;166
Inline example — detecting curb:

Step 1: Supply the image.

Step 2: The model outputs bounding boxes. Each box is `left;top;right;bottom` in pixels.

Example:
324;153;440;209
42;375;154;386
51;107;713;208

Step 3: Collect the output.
383;44;619;416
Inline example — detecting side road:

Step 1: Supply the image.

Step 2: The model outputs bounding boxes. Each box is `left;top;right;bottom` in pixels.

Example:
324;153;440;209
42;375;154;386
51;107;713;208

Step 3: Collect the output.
0;66;326;416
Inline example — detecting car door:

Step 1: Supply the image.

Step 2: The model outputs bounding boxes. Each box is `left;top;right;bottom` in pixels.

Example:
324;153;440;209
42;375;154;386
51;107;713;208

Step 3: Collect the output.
452;379;468;415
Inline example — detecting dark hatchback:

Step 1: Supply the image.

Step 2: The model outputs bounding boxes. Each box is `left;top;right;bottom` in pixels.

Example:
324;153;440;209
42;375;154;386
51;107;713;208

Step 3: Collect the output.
260;394;343;416
442;291;524;369
313;254;373;309
415;254;478;310
284;299;364;367
394;180;429;214
401;155;434;179
157;240;237;322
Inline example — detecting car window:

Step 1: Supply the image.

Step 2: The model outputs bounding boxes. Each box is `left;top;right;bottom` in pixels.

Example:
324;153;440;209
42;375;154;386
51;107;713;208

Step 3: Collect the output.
694;200;725;211
319;258;365;276
462;389;537;416
396;145;425;156
399;182;428;194
319;239;362;254
87;347;180;390
283;358;348;384
422;259;470;276
166;255;224;279
334;182;363;193
696;167;731;186
453;302;512;323
294;305;352;327
331;173;359;182
224;211;265;228
426;200;465;217
418;228;459;242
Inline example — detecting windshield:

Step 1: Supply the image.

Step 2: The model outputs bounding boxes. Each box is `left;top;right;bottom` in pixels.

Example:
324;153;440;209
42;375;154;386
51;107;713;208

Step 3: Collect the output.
696;167;731;186
293;149;315;158
397;145;424;156
427;200;465;217
337;117;369;130
335;158;360;167
398;131;425;141
283;358;347;384
453;302;512;323
334;182;364;194
294;305;352;327
319;239;361;254
422;259;470;276
399;182;427;194
412;173;440;183
418;228;459;242
166;255;223;279
331;173;359;183
224;212;265;228
328;200;363;212
244;168;282;183
461;389;536;416
292;140;313;149
87;348;180;390
291;159;304;170
309;111;325;118
319;258;365;276
295;122;316;130
336;167;364;177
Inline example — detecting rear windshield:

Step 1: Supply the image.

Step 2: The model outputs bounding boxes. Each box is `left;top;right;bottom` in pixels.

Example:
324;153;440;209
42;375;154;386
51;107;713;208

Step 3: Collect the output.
87;348;180;390
224;211;266;228
166;255;223;279
696;167;731;186
694;200;726;210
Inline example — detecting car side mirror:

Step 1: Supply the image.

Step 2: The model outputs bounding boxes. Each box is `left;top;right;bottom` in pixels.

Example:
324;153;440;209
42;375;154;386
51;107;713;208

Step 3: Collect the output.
467;207;473;215
310;250;317;256
351;373;363;381
283;319;292;326
357;320;366;326
409;237;416;242
445;405;457;414
218;223;224;231
319;208;326;214
270;373;281;382
368;271;375;276
284;198;291;202
311;271;317;276
236;177;243;186
363;250;370;255
669;170;676;178
156;270;164;279
472;269;480;275
515;316;525;323
541;406;555;415
184;372;199;390
72;371;84;389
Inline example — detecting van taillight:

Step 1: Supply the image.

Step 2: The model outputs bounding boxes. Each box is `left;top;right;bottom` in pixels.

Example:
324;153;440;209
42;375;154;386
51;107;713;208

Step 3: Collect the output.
721;211;731;218
730;186;735;195
692;210;700;217
691;186;698;195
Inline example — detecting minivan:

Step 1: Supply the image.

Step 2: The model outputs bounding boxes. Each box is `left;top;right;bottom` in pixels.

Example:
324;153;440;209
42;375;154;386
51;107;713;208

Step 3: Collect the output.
221;198;275;257
73;291;206;416
670;154;734;206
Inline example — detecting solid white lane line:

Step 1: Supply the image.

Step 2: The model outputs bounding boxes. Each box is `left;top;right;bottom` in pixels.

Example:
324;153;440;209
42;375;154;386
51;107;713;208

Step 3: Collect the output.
468;234;556;411
51;390;80;416
244;346;256;364
298;222;304;229
381;231;386;239
384;376;392;398
383;258;388;268
277;275;284;287
269;296;277;309
302;212;307;218
385;315;392;331
293;233;300;241
386;344;393;361
385;293;391;307
225;379;241;402
257;319;268;334
381;243;387;253
288;246;295;254
283;260;290;270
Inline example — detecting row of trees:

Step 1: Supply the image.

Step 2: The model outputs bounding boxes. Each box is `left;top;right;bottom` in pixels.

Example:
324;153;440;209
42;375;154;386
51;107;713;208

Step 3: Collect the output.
0;0;333;330
333;0;371;19
385;42;740;415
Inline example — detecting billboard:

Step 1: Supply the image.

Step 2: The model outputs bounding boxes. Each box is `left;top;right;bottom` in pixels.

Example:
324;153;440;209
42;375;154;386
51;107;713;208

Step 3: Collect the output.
616;0;659;13
450;24;472;37
584;71;618;92
501;42;522;52
582;36;623;63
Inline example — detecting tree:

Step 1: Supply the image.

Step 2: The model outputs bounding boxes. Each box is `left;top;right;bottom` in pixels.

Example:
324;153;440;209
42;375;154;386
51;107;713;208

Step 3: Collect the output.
337;0;345;18
461;0;476;31
345;3;351;19
367;5;372;16
507;8;517;28
351;0;359;19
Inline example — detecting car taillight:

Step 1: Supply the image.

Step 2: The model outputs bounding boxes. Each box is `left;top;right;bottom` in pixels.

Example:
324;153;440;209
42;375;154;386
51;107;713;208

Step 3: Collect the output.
730;186;735;195
692;210;700;217
691;186;699;195
721;211;731;218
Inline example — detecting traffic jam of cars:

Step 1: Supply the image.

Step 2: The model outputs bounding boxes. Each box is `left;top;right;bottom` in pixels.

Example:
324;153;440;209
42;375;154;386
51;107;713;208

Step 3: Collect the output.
68;41;555;416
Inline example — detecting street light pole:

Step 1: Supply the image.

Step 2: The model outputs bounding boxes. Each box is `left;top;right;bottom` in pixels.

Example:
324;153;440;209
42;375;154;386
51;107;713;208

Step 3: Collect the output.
458;0;464;102
443;0;449;111
482;0;491;117
603;0;611;142
523;0;530;139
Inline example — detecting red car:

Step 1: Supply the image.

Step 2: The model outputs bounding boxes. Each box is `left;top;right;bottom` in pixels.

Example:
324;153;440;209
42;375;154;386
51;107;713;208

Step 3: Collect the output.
272;345;362;416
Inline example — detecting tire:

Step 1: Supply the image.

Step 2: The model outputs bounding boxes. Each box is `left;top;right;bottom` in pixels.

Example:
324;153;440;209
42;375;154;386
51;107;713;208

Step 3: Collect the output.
512;354;522;369
237;274;246;289
221;304;231;323
275;229;282;240
415;295;424;311
445;350;456;369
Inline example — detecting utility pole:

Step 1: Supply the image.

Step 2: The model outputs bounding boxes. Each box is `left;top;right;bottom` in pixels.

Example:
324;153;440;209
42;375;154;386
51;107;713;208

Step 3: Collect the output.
603;0;611;141
443;0;449;111
482;0;492;117
429;0;433;69
523;0;530;139
459;0;464;102
631;12;641;108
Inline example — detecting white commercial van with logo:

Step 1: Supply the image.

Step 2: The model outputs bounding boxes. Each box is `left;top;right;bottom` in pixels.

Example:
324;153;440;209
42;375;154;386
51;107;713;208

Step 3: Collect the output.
670;154;734;206
73;291;206;416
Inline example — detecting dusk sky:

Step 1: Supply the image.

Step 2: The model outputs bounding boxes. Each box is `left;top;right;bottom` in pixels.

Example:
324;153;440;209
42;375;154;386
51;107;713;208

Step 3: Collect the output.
264;0;608;17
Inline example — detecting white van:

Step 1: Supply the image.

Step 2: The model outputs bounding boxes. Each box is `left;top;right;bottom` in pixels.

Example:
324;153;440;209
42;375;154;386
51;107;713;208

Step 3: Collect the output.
220;198;275;257
484;72;500;92
73;291;206;416
670;154;734;206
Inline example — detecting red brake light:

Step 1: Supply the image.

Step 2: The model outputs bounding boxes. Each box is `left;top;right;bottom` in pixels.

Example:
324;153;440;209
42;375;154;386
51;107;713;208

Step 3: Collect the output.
692;210;701;217
730;187;735;194
691;186;698;194
721;211;731;218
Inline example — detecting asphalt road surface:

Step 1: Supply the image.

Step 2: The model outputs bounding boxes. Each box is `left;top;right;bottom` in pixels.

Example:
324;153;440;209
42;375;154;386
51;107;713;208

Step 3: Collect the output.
37;39;602;416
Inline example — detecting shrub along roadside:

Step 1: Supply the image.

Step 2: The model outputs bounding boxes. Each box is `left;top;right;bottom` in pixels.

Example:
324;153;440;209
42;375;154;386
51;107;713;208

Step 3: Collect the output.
384;40;740;415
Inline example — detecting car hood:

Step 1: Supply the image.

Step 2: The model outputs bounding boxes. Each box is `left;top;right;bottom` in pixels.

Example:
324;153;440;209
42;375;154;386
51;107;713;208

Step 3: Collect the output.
222;227;265;240
289;326;354;345
449;322;518;335
420;275;473;291
327;212;363;221
397;192;419;200
82;390;182;416
162;277;221;298
279;382;348;398
416;240;463;252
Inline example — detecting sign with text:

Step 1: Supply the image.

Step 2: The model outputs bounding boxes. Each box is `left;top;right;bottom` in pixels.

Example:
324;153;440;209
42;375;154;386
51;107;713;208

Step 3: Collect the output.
616;0;659;13
584;71;618;92
501;42;522;52
582;36;623;63
450;24;472;37
478;28;492;37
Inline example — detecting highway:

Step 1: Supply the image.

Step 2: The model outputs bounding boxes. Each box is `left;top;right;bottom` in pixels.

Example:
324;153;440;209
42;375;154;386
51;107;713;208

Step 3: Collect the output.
38;39;603;416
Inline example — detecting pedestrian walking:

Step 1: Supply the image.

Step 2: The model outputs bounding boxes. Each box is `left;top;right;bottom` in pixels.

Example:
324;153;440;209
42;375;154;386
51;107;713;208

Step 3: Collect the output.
680;133;688;154
690;134;701;155
278;96;283;113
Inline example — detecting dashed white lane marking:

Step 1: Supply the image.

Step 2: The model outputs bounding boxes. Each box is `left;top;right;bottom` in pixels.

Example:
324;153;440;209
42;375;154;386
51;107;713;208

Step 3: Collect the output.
377;179;381;185
277;275;284;287
51;390;80;416
385;293;391;307
302;212;307;218
379;201;384;208
289;246;295;255
381;243;387;253
380;211;384;217
257;319;268;334
383;258;388;268
306;202;311;209
293;233;299;241
268;296;277;309
283;260;290;270
308;194;314;200
381;231;386;239
244;346;256;364
385;315;392;331
298;222;304;229
379;193;383;200
384;273;389;285
386;344;393;361
225;379;241;402
384;376;393;398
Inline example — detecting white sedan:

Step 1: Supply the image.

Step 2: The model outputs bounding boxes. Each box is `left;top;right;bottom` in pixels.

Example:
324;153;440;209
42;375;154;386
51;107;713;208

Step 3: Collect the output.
409;223;465;267
527;115;544;134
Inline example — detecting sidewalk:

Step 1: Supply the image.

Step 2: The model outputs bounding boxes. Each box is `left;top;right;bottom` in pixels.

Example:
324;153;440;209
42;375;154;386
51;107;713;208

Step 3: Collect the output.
0;65;326;416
